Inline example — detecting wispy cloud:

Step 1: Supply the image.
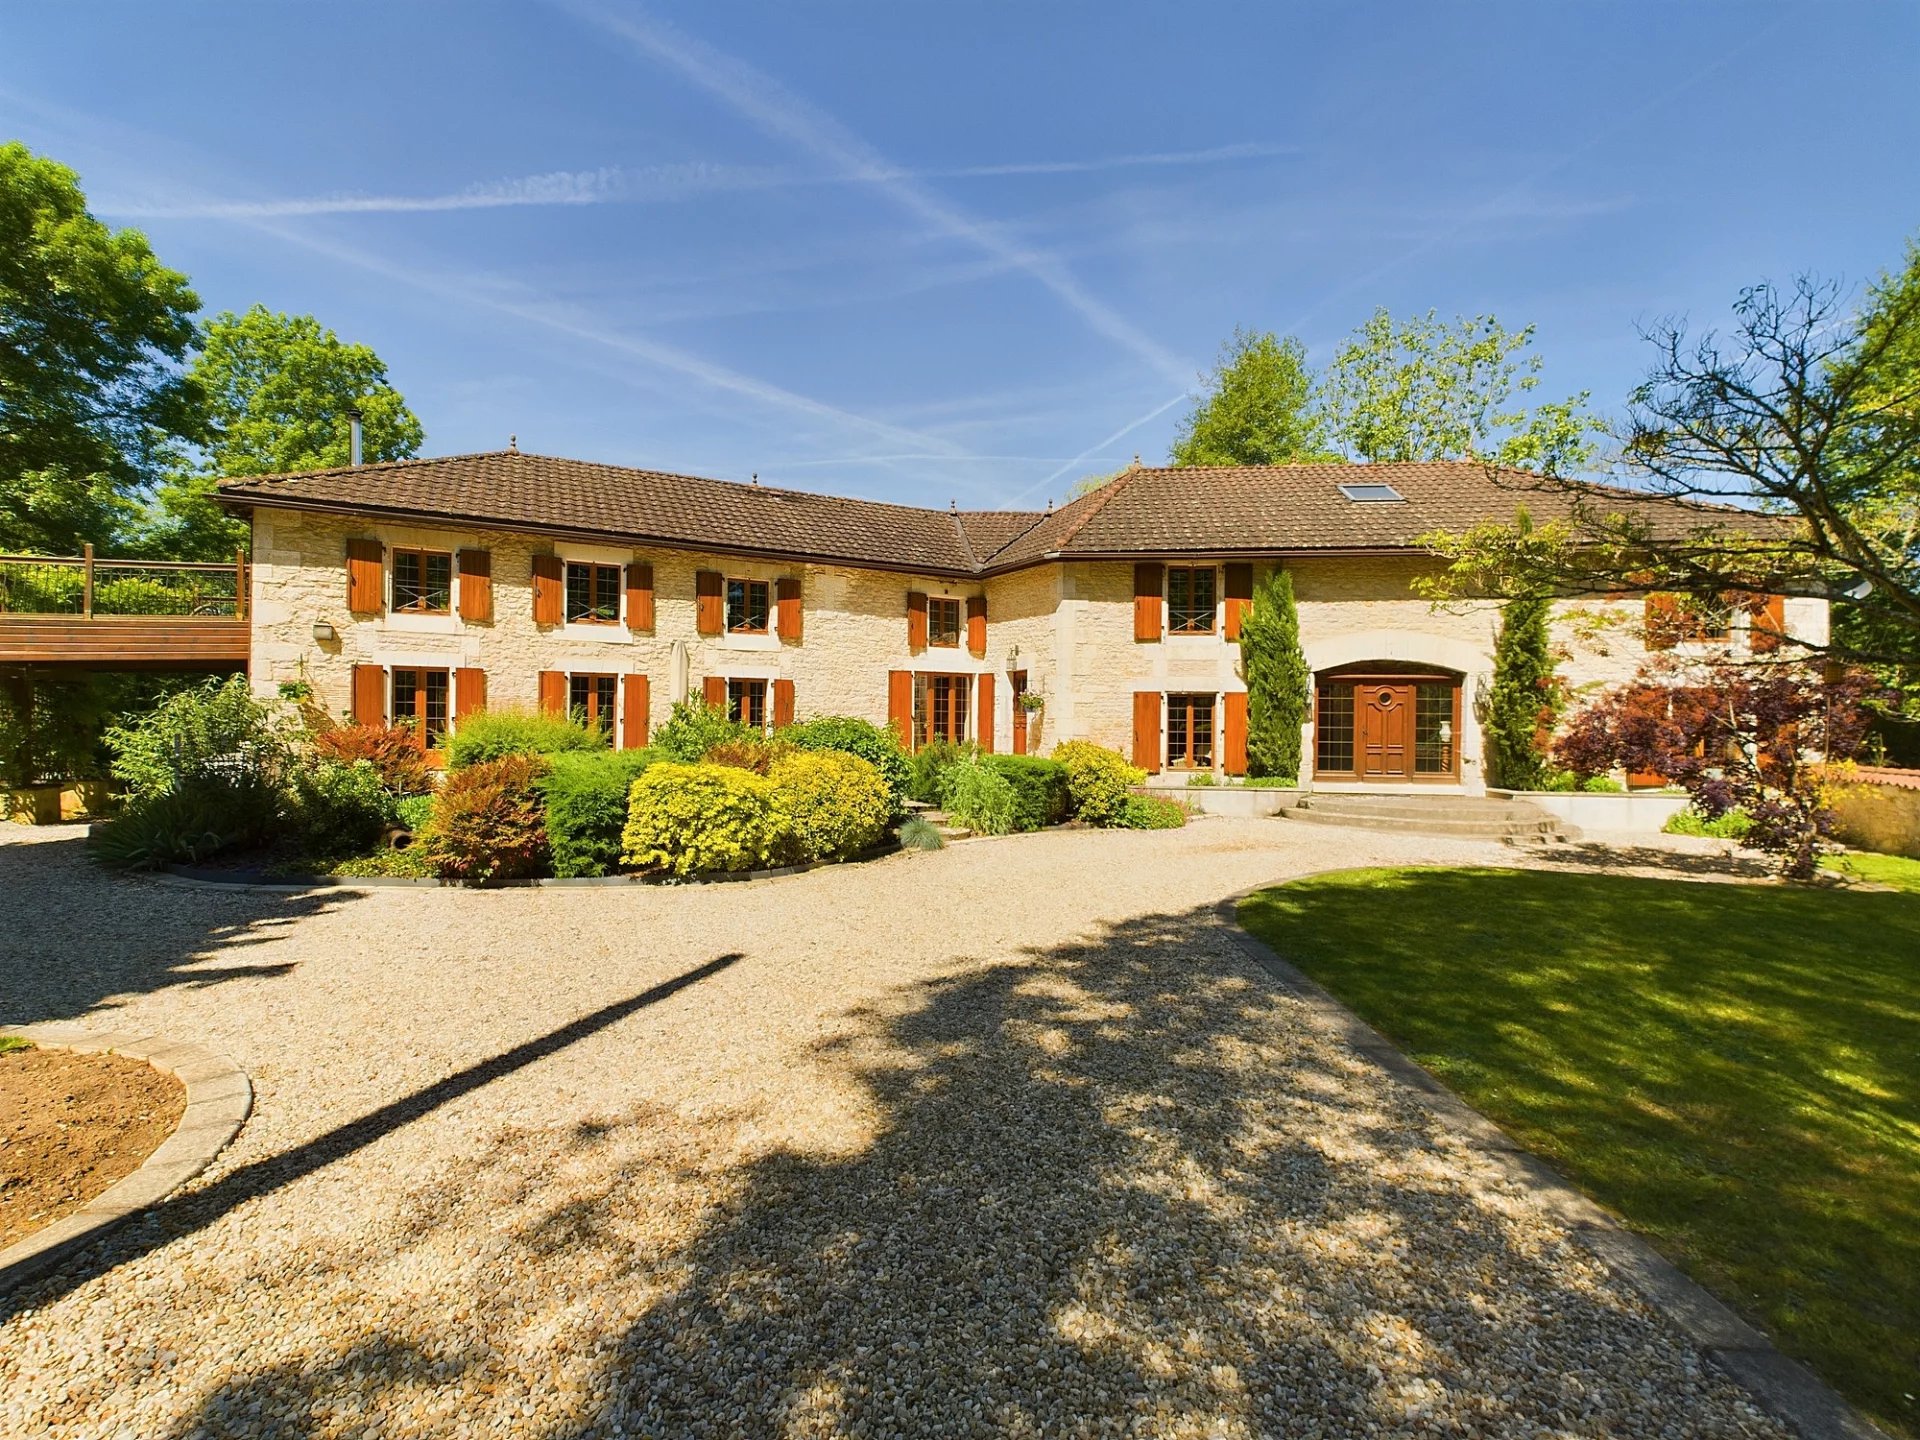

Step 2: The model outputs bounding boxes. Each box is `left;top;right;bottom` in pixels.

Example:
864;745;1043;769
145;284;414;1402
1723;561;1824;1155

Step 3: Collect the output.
561;2;1195;389
101;141;1294;221
1002;390;1193;506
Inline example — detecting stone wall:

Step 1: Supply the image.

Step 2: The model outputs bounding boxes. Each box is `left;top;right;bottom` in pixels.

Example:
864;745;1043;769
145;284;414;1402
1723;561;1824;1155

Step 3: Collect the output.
250;510;1009;745
248;509;1832;785
1828;767;1920;858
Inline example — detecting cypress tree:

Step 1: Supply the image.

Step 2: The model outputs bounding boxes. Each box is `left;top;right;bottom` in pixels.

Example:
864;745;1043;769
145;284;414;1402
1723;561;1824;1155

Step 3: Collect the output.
1240;567;1309;780
1486;593;1562;789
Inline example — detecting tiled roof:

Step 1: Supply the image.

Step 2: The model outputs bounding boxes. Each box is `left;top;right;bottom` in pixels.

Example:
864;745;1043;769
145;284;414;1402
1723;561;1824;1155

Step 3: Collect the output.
220;452;1775;576
1004;461;1780;559
221;451;996;575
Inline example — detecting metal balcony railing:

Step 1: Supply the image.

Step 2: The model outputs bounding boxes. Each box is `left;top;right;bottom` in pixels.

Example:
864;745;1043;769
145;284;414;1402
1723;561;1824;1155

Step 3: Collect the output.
0;546;248;619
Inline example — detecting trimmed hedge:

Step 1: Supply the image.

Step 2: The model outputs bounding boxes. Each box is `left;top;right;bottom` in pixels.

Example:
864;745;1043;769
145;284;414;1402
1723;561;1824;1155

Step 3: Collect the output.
1117;793;1188;830
1052;741;1144;827
622;762;789;877
540;749;659;878
982;755;1069;831
770;750;891;861
779;716;911;818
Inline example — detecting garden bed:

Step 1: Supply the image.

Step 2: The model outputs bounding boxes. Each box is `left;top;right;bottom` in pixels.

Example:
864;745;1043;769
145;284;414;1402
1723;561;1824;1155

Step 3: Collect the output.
0;1041;184;1250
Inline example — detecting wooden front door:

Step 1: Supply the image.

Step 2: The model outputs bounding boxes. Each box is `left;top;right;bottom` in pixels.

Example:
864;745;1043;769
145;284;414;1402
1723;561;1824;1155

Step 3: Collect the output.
1010;670;1028;756
1358;683;1414;780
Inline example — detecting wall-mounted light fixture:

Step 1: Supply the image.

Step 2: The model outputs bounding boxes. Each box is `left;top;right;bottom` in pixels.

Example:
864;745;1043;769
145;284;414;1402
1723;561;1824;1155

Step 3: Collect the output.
1005;644;1020;673
311;619;337;643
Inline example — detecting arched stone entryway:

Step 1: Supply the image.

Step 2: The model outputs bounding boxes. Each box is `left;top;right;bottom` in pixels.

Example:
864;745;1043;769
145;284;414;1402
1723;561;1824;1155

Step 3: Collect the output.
1312;661;1465;784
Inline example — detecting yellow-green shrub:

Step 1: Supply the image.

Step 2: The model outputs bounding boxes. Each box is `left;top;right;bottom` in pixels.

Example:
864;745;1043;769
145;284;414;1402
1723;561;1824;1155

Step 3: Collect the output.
621;762;790;876
770;750;890;862
1052;740;1145;827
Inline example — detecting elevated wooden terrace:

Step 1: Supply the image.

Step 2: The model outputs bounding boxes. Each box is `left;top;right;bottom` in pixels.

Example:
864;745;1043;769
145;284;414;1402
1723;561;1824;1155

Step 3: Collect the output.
0;548;250;671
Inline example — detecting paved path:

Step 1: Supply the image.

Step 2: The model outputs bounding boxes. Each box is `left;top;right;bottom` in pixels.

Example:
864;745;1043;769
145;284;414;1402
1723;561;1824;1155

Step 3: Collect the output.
0;819;1786;1439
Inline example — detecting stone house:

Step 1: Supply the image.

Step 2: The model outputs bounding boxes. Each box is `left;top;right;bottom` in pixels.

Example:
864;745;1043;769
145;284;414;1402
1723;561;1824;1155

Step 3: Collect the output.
219;452;1825;792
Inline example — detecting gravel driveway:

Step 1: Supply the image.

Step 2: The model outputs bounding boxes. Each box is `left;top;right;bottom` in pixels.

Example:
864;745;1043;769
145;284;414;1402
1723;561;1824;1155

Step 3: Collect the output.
0;819;1785;1439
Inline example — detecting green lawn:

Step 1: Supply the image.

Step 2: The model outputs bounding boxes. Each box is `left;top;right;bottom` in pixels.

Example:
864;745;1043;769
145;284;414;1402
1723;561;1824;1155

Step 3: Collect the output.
1239;868;1919;1438
1822;849;1920;894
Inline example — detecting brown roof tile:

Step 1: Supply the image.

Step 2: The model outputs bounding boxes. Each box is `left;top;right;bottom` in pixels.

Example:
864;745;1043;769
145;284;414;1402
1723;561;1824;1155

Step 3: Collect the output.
220;453;1775;575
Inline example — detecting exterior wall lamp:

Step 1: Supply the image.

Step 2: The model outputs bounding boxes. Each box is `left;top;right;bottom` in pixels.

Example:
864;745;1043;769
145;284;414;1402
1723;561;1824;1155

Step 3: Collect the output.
311;619;337;643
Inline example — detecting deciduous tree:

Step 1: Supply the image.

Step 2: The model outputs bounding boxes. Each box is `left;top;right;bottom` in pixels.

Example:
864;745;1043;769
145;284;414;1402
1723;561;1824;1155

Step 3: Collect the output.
1320;308;1597;471
0;142;202;553
1171;328;1329;466
150;305;424;555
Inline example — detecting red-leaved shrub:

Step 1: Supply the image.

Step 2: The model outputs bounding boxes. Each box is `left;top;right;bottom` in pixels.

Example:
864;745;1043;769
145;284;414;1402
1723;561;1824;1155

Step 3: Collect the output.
312;723;433;795
423;753;551;884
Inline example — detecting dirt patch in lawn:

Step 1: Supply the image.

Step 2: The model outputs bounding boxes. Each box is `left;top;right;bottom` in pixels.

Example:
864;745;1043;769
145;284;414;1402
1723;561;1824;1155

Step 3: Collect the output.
0;1045;185;1250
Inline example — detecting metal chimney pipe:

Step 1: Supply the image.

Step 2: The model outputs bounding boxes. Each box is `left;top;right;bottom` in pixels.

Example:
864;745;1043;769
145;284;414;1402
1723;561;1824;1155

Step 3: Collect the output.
346;407;364;467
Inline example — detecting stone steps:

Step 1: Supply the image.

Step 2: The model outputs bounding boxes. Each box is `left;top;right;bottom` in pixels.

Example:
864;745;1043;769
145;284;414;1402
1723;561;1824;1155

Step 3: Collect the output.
1284;793;1570;844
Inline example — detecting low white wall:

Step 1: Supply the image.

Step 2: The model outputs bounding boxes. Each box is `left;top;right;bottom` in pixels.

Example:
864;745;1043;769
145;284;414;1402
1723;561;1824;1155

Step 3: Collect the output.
1139;780;1303;816
1489;788;1688;834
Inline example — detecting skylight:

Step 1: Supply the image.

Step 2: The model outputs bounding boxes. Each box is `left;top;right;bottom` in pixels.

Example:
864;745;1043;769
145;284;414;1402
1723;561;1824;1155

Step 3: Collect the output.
1338;482;1405;503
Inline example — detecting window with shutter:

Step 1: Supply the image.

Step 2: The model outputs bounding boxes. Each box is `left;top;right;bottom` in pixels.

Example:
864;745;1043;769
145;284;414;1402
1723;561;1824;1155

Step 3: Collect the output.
346;538;384;614
457;550;492;622
1133;563;1163;642
625;562;654;633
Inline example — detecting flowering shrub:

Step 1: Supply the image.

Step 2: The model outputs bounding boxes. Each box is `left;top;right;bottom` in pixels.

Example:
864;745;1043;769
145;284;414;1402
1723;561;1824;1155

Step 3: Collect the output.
424;753;551;884
779;716;912;818
703;738;789;774
311;722;433;795
769;751;891;861
622;762;790;877
1051;741;1145;827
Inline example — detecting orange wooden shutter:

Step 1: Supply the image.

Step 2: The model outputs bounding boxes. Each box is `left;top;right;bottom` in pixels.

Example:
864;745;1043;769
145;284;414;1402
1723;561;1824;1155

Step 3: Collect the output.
1222;691;1248;776
695;570;724;635
906;590;929;648
1133;563;1163;642
1132;691;1162;774
702;675;726;708
776;576;802;642
622;673;650;748
457;549;492;621
454;667;486;722
1644;593;1682;651
975;673;995;753
887;669;914;746
537;669;566;715
1224;563;1253;642
966;595;987;657
772;678;796;728
350;663;385;724
1749;592;1786;653
346;538;384;614
531;554;563;625
626;562;654;634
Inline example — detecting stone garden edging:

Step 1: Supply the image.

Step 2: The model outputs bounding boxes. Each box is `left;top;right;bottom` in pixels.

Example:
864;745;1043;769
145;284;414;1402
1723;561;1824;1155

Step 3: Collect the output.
159;839;906;891
0;1026;252;1296
1220;874;1890;1440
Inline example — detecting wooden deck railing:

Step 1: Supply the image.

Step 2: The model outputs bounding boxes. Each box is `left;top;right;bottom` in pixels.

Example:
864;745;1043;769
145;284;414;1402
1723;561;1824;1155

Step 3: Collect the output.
0;547;248;620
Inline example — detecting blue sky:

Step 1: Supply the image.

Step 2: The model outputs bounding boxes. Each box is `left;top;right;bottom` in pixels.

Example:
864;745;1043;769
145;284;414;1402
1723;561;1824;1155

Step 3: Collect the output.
5;2;1917;510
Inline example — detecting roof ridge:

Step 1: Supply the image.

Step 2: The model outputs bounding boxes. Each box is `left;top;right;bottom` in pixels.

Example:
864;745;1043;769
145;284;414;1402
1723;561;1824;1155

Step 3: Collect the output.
950;508;980;571
1051;464;1146;552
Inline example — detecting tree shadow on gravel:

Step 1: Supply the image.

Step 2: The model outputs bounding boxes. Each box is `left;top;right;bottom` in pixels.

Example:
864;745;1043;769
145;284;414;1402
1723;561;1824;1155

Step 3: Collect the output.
0;833;345;1023
145;905;1776;1439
